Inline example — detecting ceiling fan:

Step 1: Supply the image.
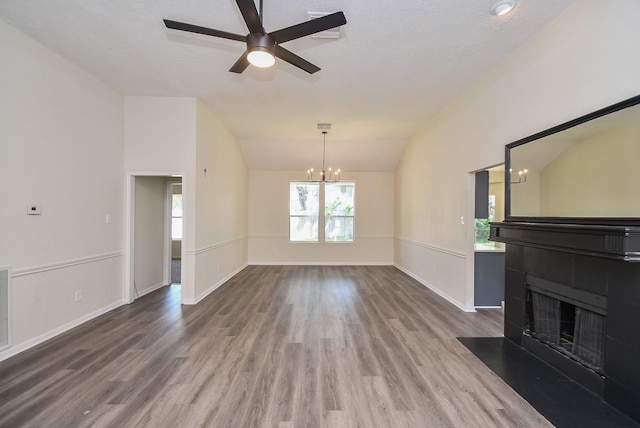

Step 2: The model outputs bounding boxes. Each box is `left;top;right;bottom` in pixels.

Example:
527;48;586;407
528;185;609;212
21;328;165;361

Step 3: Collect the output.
164;0;347;74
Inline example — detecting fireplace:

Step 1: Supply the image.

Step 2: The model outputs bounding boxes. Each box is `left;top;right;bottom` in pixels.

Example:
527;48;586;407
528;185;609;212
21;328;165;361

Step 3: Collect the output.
526;278;606;373
491;221;640;423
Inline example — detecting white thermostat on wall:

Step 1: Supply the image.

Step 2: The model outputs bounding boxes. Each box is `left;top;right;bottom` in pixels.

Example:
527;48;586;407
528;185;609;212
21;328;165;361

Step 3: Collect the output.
27;204;42;215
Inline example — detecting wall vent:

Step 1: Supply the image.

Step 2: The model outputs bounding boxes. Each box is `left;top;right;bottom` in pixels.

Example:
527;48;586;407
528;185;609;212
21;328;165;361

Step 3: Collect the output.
307;12;342;38
0;268;8;350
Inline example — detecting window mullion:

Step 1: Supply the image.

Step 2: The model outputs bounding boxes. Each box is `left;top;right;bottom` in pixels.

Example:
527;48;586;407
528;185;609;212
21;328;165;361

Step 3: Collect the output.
319;183;326;242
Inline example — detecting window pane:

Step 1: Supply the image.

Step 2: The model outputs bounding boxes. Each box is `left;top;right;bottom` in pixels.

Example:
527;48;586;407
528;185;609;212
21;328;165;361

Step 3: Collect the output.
325;216;354;242
290;182;319;215
290;216;318;241
324;183;354;242
325;183;355;216
172;194;182;217
474;195;495;248
172;218;182;240
290;182;320;242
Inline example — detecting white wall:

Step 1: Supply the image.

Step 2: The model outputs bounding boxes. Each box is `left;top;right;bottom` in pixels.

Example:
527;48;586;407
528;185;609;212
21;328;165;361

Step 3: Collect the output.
134;176;167;297
192;100;248;302
249;171;394;264
123;96;197;302
123;97;248;304
394;0;640;311
0;20;124;358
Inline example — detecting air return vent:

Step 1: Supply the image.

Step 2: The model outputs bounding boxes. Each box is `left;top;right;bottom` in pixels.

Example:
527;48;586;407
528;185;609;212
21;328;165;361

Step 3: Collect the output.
308;12;342;38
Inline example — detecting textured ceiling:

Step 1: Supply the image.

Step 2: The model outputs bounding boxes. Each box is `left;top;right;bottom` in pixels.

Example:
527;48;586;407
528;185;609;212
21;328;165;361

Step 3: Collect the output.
0;0;576;171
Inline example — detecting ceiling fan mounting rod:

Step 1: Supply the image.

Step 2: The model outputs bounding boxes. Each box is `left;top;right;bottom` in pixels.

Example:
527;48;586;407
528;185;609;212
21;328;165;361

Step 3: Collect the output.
259;0;263;26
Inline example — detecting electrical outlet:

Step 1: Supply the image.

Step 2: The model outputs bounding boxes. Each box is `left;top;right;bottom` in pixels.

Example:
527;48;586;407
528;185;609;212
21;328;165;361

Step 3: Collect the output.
75;290;82;302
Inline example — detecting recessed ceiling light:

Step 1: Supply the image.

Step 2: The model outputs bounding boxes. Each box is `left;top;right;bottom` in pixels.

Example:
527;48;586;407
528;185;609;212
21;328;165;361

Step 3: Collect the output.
492;0;516;16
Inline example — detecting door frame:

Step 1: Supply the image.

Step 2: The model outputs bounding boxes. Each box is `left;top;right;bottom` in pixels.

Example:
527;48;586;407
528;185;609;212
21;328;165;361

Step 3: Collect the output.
467;164;505;309
125;172;184;304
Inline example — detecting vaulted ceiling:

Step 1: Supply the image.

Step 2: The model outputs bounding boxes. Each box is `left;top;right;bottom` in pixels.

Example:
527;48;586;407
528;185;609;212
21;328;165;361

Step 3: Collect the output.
0;0;575;171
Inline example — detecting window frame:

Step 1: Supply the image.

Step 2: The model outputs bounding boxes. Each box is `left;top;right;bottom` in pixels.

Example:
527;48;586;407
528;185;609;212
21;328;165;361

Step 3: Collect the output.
171;186;183;241
289;182;320;242
323;182;355;243
288;181;355;243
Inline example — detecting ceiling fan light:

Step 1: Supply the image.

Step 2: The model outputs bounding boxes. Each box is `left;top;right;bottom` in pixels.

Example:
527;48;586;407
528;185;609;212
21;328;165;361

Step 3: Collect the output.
492;0;516;16
247;49;275;68
246;33;276;68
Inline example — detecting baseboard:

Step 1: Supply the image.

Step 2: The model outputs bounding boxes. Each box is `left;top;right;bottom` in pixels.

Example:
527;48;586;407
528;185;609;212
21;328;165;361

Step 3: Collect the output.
394;264;475;312
134;281;166;299
183;263;248;305
248;261;394;266
0;299;125;363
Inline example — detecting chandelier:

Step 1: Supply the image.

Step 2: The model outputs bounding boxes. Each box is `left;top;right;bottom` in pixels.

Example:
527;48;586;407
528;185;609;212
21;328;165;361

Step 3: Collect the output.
509;168;528;184
307;129;340;181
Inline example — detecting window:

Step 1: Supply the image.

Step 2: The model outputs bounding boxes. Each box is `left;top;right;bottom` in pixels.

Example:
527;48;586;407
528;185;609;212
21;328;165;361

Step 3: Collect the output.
474;194;495;245
172;187;183;240
324;182;355;242
289;182;319;241
289;181;355;242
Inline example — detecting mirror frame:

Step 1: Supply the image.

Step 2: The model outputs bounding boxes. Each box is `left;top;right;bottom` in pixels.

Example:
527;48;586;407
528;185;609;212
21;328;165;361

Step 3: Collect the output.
504;94;640;225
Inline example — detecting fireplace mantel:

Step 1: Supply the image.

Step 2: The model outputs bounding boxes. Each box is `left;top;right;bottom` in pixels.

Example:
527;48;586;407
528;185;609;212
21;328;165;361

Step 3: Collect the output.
490;222;640;262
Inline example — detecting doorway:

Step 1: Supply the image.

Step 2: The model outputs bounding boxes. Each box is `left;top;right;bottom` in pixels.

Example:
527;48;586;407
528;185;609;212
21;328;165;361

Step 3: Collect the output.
473;165;505;308
125;174;184;304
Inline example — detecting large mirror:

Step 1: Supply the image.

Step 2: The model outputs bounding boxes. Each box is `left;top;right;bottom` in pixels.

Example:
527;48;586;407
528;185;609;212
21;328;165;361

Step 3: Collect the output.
506;95;640;223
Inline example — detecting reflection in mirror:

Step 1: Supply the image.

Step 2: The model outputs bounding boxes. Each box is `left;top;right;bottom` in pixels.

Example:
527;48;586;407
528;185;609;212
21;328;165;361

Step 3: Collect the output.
475;165;506;250
509;99;640;219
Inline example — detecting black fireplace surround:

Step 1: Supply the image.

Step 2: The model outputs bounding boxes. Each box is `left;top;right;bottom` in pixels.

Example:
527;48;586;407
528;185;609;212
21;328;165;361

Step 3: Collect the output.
491;222;640;423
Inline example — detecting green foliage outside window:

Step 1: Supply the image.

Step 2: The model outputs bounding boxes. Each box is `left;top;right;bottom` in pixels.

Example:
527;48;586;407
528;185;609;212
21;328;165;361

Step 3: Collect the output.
474;218;491;244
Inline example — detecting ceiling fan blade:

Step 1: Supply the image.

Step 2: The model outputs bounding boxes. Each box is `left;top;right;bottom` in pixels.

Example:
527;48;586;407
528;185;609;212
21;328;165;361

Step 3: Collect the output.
270;11;346;44
229;51;250;73
164;19;245;42
236;0;264;34
274;45;320;74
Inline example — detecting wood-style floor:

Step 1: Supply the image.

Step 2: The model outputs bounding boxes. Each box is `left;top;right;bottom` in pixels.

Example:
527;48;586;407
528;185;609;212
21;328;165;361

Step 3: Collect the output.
0;265;552;427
